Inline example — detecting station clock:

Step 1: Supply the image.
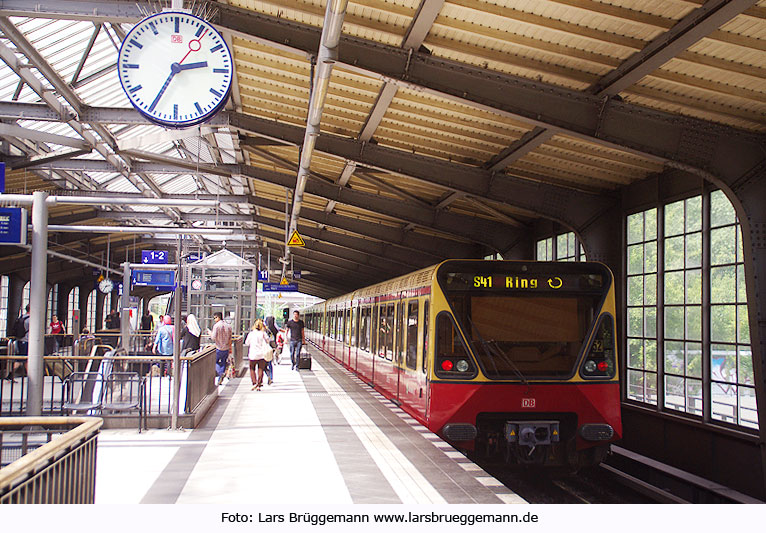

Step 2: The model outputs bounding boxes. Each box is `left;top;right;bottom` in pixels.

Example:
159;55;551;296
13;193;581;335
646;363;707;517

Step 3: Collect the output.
118;11;233;128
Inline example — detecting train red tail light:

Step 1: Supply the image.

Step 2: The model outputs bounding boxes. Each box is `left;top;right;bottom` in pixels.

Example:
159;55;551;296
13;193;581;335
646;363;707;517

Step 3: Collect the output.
441;359;454;371
580;315;616;379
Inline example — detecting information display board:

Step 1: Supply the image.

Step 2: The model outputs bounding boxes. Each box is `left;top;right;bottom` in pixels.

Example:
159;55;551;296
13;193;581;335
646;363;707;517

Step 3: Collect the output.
132;269;175;288
262;282;298;292
0;207;27;246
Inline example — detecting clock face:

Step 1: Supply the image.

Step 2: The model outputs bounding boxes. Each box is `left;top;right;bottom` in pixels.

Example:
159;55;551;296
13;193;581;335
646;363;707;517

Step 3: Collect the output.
118;11;233;128
99;278;114;294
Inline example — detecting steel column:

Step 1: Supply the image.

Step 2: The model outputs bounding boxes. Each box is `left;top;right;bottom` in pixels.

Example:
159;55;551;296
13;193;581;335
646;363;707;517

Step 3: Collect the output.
25;191;48;416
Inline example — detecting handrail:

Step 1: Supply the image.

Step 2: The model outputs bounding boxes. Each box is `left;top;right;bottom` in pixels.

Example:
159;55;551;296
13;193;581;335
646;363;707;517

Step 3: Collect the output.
0;417;102;494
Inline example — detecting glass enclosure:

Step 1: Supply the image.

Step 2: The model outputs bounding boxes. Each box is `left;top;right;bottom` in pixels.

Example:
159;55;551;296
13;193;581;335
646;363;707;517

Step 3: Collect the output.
186;250;257;337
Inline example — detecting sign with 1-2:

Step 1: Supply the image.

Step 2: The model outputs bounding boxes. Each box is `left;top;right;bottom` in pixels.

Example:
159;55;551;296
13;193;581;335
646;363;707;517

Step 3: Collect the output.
142;250;168;264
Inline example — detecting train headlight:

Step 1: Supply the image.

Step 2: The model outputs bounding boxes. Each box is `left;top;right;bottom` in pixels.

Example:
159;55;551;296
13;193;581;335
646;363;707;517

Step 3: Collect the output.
441;359;454;371
456;359;469;372
584;360;597;373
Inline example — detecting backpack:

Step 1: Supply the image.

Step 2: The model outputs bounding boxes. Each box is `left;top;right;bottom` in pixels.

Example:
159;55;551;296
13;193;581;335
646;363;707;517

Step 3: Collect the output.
13;315;29;339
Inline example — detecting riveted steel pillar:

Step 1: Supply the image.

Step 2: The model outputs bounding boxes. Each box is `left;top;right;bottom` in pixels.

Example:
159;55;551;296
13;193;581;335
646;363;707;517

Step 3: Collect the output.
729;161;766;498
26;191;48;416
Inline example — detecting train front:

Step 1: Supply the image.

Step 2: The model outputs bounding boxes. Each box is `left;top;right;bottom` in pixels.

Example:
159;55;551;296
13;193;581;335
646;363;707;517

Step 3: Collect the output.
429;260;621;469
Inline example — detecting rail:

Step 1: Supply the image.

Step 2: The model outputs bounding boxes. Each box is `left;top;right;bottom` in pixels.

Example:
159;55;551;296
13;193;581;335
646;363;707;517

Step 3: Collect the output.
0;417;102;504
601;445;765;504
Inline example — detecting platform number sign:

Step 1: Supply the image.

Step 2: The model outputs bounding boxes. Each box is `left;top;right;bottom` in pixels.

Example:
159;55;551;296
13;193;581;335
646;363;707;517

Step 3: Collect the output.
257;270;269;282
142;250;168;264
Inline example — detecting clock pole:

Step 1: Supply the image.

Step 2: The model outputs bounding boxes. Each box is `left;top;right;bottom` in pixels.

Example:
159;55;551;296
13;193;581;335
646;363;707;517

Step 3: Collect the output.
171;236;182;430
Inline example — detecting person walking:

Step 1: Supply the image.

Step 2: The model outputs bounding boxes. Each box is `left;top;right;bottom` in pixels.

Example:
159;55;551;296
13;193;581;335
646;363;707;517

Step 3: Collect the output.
264;316;279;384
244;319;271;391
208;311;232;386
49;314;65;351
152;315;174;375
180;314;201;354
286;310;306;371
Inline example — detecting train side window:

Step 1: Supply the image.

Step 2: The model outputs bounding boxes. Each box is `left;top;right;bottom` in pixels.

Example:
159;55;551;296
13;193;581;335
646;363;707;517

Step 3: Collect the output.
359;306;369;351
422;299;429;374
406;300;418;370
353;307;359;347
371;305;379;355
396;301;404;364
347;308;353;346
382;303;394;360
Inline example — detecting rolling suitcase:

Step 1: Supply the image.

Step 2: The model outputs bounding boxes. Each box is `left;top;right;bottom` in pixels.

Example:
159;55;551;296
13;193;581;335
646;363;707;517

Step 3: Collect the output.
298;353;312;370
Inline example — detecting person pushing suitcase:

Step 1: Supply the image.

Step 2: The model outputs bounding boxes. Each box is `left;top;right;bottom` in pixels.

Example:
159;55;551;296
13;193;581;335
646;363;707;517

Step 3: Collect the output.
286;310;306;371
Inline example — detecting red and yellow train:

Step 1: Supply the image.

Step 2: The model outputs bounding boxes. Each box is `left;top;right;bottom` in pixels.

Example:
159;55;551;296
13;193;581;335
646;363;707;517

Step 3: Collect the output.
304;260;621;468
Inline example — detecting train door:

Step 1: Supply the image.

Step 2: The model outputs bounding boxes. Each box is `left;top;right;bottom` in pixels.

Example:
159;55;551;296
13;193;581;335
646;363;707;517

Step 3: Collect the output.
398;299;420;410
421;299;430;418
394;300;404;402
352;306;359;371
346;307;353;368
370;304;379;383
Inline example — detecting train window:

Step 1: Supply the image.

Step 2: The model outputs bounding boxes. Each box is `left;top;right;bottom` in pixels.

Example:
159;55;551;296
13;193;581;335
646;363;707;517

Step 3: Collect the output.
371;305;379;355
339;309;345;343
347;308;353;346
422;299;429;374
435;312;476;379
406;300;418;370
352;307;359;347
359;306;370;351
380;304;394;360
396;301;404;364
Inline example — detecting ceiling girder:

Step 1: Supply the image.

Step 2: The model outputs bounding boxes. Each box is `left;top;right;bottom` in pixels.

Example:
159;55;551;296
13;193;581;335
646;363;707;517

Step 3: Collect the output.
214;2;766;190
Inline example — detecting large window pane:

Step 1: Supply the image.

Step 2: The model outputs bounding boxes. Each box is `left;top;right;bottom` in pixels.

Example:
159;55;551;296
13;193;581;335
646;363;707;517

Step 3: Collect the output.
665;236;684;270
711;190;736;227
664;307;684;339
711;226;736;265
665;201;684;237
711;305;736;343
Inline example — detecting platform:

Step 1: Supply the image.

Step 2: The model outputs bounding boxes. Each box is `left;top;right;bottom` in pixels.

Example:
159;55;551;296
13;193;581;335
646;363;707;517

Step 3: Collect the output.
95;345;525;504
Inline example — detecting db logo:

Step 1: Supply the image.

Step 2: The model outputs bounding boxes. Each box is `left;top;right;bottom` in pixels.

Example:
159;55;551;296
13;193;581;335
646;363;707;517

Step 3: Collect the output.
521;398;535;408
171;34;183;43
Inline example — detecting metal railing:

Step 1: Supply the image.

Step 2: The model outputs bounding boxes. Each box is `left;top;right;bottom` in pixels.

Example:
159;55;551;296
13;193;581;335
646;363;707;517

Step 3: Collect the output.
1;346;222;418
0;417;102;504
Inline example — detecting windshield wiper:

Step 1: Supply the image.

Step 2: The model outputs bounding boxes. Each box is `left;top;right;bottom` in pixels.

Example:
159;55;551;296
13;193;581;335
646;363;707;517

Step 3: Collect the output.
466;316;530;389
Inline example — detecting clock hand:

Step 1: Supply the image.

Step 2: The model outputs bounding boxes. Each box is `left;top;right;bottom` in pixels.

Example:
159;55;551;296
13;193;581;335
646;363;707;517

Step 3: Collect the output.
178;28;208;65
148;62;182;112
178;61;208;71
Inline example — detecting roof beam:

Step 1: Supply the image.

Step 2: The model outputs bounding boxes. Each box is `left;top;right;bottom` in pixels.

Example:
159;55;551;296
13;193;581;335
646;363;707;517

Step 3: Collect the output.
214;3;765;189
0;123;89;149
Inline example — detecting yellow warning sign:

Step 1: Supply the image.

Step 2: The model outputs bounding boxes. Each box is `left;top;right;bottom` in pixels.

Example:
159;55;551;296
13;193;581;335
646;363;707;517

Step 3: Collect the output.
287;230;305;247
509;430;516;436
280;276;290;285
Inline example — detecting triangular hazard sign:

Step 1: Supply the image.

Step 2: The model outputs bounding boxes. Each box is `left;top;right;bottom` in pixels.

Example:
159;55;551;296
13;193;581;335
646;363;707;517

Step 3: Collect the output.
287;230;306;247
509;430;516;436
280;276;289;285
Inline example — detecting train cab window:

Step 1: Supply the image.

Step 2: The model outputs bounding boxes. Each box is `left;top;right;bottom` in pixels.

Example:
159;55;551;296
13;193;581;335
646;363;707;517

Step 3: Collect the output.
435;312;475;378
406;300;419;370
422;299;429;374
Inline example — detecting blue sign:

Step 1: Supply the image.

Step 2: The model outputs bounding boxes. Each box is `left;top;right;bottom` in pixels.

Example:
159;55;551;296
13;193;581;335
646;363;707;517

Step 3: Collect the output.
132;270;175;288
263;282;298;292
292;271;302;280
0;207;27;245
0;162;5;193
257;270;269;282
142;250;168;264
186;252;202;263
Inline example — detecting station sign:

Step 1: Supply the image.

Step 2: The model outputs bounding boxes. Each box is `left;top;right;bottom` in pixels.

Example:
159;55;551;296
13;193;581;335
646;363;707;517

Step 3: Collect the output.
263;282;298;292
292;270;302;280
132;269;175;288
0;207;27;246
257;269;269;282
0;162;5;193
142;250;168;264
186;252;203;263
